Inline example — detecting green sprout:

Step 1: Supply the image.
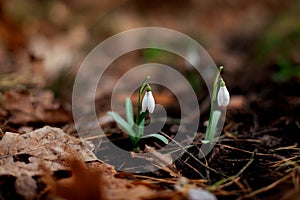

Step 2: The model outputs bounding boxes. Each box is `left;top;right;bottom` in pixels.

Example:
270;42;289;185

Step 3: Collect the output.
203;66;230;146
108;76;168;152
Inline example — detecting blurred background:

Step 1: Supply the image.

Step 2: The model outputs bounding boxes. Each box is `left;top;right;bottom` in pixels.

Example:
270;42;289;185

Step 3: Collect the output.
1;2;300;199
0;0;299;120
0;0;300;196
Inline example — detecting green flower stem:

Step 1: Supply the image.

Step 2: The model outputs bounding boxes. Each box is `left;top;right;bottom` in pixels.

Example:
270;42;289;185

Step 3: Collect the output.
136;76;150;125
205;66;223;143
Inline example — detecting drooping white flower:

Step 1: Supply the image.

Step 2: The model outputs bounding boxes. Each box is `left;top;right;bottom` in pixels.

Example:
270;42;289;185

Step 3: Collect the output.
217;79;230;107
141;90;155;113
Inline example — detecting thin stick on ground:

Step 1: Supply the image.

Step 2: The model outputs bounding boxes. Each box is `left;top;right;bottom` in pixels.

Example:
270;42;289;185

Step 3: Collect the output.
159;131;227;178
238;171;295;199
209;150;256;191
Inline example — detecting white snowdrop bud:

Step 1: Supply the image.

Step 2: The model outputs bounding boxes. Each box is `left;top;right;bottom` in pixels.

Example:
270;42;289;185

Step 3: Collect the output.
141;87;155;113
217;79;230;107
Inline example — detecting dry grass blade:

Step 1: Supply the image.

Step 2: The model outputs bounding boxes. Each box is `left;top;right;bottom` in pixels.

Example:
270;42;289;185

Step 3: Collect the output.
219;144;271;156
238;171;295;199
131;145;179;177
159;131;225;178
209;150;256;191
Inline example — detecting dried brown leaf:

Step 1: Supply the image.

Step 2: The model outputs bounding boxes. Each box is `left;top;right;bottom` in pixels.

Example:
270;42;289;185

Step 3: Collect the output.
0;89;71;125
0;126;99;177
131;145;179;177
52;159;105;200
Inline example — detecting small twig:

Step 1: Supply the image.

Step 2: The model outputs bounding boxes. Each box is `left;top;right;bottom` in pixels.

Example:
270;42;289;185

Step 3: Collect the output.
178;158;206;178
133;174;178;184
209;150;256;190
233;178;250;193
286;165;300;173
218;144;271;156
269;156;298;168
216;177;240;190
160;131;226;178
239;171;295;199
273;144;300;151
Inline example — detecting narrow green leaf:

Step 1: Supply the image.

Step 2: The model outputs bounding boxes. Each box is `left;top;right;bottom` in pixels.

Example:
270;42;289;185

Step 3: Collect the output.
206;110;221;143
108;111;136;137
125;98;134;127
141;134;169;144
137;117;145;138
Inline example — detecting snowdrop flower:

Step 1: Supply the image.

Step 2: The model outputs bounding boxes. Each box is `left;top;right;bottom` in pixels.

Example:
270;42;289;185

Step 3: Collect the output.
217;79;230;107
141;86;155;113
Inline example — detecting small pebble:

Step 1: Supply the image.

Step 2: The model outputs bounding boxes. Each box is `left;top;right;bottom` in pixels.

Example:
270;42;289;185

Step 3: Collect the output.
187;188;217;200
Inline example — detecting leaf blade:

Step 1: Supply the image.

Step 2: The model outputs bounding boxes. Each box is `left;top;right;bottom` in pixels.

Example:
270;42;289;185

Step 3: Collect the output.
108;111;136;138
141;133;169;144
125;98;134;127
206;110;221;143
137;117;145;138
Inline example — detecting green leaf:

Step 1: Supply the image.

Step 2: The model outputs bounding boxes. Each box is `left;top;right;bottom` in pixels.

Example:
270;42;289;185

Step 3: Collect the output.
125;98;134;127
141;134;169;144
108;111;136;137
206;110;221;143
137;117;145;138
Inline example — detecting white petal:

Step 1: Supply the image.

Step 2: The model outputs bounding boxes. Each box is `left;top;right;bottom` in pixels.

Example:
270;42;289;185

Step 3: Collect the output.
217;86;230;106
223;87;230;106
147;91;155;113
141;93;148;112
